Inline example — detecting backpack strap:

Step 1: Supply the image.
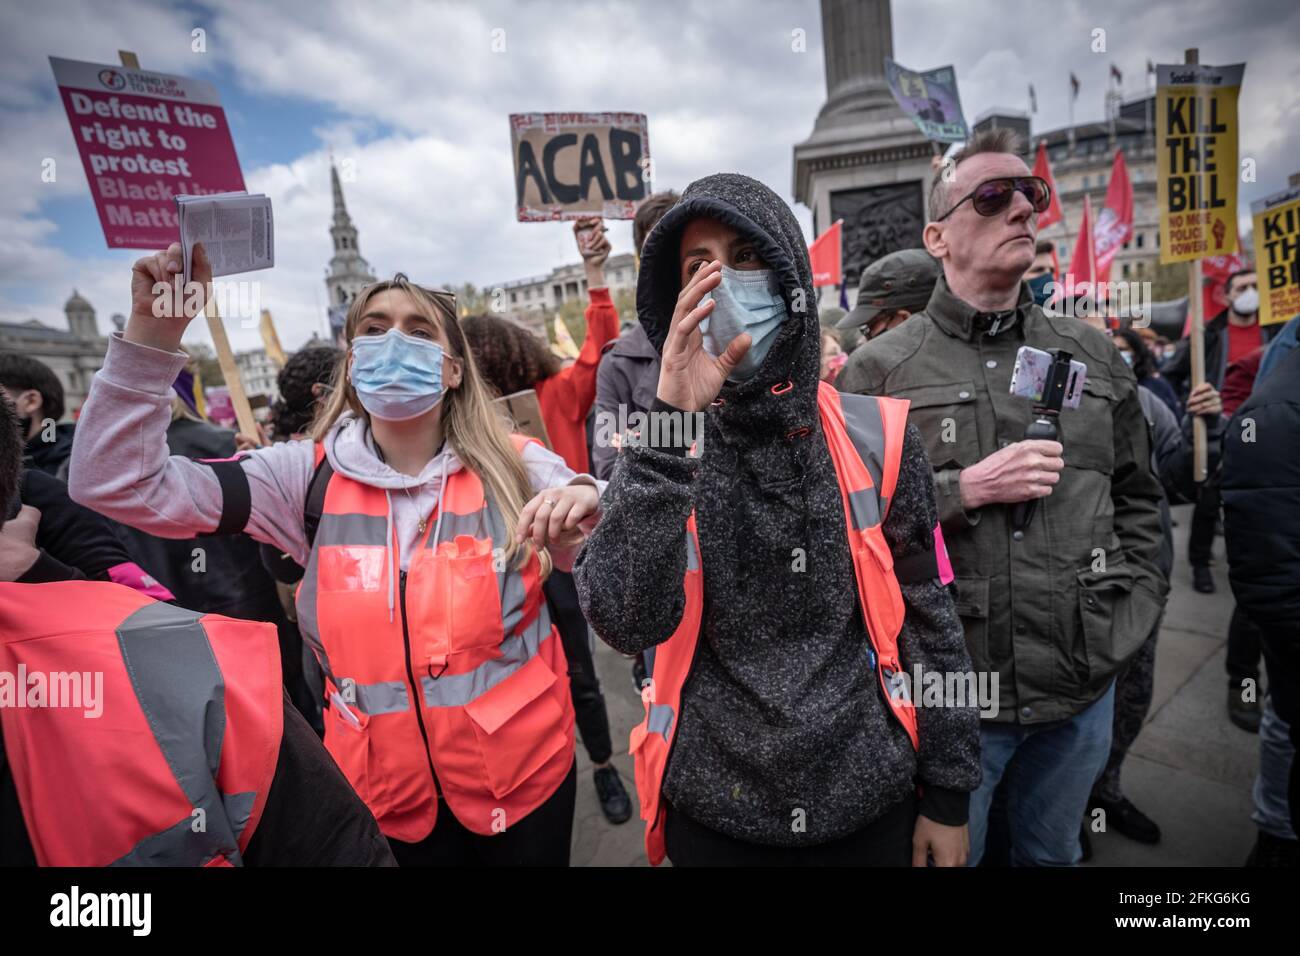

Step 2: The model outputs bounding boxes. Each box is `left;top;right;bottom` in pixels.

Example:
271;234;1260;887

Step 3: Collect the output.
303;444;334;549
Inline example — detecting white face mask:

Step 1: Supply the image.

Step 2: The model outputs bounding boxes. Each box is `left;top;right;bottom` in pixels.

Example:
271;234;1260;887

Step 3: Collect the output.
1232;288;1259;315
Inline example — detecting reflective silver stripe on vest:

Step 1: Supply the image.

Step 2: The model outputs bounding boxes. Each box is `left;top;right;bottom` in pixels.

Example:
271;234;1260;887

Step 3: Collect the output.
294;536;337;688
420;606;553;708
646;703;674;741
839;394;890;524
112;602;250;867
338;679;410;716
685;529;700;572
424;507;487;545
317;512;389;547
847;487;882;531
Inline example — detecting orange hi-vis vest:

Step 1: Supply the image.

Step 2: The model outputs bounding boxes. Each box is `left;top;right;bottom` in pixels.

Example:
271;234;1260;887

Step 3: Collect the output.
0;581;282;867
295;435;576;842
629;382;925;865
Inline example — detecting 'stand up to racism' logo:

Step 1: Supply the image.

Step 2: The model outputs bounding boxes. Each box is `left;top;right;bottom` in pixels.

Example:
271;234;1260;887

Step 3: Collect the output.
97;69;127;90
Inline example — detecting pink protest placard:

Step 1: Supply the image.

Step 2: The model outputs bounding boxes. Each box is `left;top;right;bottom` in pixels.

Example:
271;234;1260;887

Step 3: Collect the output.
205;387;235;427
49;57;246;249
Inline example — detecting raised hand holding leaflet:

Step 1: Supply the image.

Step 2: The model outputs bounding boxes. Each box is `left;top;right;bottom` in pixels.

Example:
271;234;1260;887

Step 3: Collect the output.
175;191;274;287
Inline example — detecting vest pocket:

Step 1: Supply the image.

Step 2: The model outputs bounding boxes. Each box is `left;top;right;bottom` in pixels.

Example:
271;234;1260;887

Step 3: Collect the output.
463;653;568;799
324;697;387;812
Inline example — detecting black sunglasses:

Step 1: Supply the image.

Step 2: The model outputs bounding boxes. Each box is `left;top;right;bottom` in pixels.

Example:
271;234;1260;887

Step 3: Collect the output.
937;176;1051;221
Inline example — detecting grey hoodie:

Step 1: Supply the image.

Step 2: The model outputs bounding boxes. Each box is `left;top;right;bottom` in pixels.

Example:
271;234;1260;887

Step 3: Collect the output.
69;334;600;622
574;173;980;848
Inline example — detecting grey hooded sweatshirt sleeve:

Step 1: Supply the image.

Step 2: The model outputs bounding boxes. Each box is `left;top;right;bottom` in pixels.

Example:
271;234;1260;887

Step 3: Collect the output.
575;174;980;848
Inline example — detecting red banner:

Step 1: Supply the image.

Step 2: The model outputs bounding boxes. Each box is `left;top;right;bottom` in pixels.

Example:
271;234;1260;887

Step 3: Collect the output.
1065;195;1096;292
1032;141;1063;229
50;57;246;249
809;220;842;288
1094;150;1134;283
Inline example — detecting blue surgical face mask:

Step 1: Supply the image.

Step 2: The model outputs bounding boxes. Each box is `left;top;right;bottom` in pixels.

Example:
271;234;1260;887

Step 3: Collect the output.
700;265;788;382
349;327;447;421
1027;272;1054;307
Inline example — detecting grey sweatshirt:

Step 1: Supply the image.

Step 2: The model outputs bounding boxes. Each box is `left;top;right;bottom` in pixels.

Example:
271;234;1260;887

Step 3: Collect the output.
574;173;981;848
68;334;601;599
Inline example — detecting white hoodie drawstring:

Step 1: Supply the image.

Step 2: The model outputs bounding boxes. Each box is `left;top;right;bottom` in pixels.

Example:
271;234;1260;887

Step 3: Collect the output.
384;489;396;623
430;453;450;550
384;452;450;625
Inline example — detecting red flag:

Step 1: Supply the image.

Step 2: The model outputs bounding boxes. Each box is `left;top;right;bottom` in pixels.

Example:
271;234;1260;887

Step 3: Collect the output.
1032;141;1063;229
1093;150;1133;283
1065;195;1096;303
809;220;842;288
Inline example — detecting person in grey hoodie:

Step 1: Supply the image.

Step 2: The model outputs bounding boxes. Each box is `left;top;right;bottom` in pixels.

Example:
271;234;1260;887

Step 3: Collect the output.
70;242;603;866
574;173;981;866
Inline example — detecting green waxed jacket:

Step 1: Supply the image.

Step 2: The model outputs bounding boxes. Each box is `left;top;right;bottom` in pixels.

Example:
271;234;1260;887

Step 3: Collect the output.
838;275;1168;724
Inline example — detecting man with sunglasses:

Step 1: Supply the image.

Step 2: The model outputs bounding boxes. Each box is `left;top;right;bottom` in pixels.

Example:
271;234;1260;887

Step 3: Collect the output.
838;129;1166;867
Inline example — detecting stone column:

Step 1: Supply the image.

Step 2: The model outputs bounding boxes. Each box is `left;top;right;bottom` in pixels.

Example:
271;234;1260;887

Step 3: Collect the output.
794;0;936;295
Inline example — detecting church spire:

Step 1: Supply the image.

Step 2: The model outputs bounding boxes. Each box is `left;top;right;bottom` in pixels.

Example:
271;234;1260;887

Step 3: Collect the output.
325;160;376;318
331;161;350;226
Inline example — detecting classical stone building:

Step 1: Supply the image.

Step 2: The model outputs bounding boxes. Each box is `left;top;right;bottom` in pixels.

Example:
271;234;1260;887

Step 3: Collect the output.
492;253;637;338
0;291;110;418
233;347;280;401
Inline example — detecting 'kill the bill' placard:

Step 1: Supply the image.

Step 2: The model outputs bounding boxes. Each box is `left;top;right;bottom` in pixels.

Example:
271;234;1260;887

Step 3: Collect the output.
50;56;246;249
1251;186;1300;327
1156;62;1245;263
509;112;650;221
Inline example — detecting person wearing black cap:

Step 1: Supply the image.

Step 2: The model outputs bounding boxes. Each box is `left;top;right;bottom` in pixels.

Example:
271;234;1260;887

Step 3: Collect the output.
837;248;942;343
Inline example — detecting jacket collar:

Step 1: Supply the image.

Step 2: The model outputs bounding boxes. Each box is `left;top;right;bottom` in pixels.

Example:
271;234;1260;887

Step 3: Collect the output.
925;273;1034;342
610;323;659;360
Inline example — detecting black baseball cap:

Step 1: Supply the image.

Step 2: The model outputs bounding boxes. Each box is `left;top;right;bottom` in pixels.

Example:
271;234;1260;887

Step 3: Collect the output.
837;249;942;330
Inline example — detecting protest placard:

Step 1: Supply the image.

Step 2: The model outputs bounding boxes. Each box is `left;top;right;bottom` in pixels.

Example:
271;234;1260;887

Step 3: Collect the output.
1156;62;1246;263
495;390;552;449
883;59;969;143
509;113;650;221
49;56;246;249
1252;185;1300;327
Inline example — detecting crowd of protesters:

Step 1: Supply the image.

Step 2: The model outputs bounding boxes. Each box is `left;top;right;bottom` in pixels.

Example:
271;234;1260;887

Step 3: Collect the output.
0;128;1295;868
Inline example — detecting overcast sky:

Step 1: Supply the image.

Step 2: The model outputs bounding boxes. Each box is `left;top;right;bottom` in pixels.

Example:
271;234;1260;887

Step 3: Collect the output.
1;0;1296;351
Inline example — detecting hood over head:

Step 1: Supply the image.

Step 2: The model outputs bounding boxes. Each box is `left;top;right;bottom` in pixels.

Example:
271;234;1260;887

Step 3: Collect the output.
635;173;820;426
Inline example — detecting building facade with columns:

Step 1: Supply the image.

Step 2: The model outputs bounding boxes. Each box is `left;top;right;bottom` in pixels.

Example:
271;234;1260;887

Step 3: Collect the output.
492;252;637;337
0;291;110;418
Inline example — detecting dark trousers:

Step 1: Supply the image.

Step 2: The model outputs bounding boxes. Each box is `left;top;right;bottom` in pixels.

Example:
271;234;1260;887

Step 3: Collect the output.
386;761;576;866
544;570;613;765
1227;605;1263;688
1260;627;1300;828
1188;476;1220;567
664;794;917;866
1094;623;1160;802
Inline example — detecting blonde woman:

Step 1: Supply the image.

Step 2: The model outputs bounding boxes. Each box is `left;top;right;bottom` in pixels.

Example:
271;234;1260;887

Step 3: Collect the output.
70;243;601;866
